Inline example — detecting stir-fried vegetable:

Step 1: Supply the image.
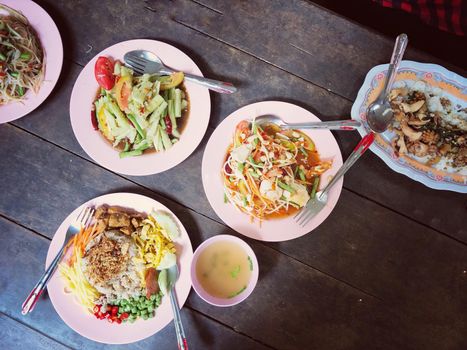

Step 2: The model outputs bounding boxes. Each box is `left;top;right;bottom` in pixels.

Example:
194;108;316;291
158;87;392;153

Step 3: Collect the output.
223;119;332;222
93;60;188;157
0;5;44;104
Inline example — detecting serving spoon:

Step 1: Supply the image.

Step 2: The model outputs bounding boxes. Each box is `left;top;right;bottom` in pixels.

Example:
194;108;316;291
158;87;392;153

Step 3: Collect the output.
254;115;361;130
295;34;409;226
124;50;236;94
367;33;408;133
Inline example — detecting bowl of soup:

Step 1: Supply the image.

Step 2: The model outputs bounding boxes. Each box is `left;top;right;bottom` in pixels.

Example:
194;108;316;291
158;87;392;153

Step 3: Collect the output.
191;235;259;307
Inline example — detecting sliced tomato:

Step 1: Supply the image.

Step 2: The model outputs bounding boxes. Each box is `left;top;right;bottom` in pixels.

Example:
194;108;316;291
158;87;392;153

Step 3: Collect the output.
94;56;115;90
115;75;132;110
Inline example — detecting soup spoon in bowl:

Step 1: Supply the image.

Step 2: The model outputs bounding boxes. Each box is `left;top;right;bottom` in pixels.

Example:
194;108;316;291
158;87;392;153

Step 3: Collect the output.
254;115;361;130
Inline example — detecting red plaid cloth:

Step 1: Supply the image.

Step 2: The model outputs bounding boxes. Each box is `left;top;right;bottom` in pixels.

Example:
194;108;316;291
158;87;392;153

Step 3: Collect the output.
373;0;467;35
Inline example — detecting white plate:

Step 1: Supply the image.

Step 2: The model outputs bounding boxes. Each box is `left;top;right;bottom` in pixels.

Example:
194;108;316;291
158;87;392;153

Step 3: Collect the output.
0;0;63;123
46;193;193;344
202;101;343;242
352;60;466;193
70;39;211;176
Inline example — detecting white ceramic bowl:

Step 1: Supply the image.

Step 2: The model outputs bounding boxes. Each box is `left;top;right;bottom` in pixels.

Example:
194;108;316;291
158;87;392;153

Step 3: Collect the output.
190;235;259;307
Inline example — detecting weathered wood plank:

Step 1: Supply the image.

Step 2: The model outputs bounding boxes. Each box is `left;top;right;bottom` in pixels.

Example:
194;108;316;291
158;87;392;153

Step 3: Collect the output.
2;120;467;349
0;218;273;350
0;313;70;350
168;0;466;100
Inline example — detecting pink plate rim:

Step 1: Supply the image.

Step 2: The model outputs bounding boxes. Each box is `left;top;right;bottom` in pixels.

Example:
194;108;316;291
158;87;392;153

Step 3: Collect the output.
70;39;211;176
201;101;344;242
190;234;259;307
46;192;193;344
0;0;63;123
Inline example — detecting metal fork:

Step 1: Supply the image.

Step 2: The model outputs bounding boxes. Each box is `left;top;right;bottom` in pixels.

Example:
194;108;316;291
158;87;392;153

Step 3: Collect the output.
21;206;95;315
123;50;237;94
294;132;375;226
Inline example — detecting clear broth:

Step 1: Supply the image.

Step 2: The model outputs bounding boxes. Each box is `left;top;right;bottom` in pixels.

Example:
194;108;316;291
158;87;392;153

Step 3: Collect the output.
196;241;252;299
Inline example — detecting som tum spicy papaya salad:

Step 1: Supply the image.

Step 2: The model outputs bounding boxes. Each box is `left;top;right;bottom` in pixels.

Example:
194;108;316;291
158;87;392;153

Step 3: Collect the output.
222;120;332;222
91;56;189;158
59;205;180;324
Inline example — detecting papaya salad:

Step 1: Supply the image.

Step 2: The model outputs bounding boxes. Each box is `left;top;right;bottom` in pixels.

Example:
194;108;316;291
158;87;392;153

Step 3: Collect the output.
91;56;189;158
222;120;332;222
59;205;180;324
0;4;44;104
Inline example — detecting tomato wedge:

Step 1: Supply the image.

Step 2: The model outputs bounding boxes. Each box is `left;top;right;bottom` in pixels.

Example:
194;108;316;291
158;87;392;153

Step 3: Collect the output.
94;56;115;90
114;75;132;110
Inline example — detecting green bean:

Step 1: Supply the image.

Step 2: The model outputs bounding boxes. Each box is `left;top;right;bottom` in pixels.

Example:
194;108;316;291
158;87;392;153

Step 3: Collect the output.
20;52;31;60
0;53;6;61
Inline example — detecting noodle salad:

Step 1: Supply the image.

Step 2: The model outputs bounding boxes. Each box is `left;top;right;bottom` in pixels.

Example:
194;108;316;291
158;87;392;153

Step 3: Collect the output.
0;4;44;104
222;120;332;222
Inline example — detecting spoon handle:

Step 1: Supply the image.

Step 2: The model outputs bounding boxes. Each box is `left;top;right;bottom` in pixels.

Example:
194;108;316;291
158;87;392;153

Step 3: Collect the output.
284;119;361;130
183;72;237;94
320;132;375;198
170;288;188;350
381;33;408;98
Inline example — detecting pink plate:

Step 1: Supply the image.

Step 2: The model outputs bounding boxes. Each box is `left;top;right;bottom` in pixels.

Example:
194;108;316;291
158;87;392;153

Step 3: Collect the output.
0;0;63;123
70;39;211;176
202;101;344;242
46;193;193;344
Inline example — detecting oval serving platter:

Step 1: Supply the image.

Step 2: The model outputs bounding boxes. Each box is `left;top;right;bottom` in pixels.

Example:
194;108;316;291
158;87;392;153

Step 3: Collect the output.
352;60;466;193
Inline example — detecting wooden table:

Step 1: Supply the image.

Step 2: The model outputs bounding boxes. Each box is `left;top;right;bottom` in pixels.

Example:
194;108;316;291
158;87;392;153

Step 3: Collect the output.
1;1;466;349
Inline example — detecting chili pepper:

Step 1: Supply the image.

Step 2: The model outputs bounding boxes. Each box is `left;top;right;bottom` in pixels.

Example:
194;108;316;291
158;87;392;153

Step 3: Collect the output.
164;115;172;135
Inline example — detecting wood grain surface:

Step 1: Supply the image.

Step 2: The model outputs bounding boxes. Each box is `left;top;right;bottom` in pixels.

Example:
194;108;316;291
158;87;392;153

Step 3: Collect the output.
1;0;466;349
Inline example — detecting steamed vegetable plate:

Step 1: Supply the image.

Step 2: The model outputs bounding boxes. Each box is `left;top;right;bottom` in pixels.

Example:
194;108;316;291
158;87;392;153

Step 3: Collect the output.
223;119;332;223
0;4;44;105
92;56;189;158
59;205;180;324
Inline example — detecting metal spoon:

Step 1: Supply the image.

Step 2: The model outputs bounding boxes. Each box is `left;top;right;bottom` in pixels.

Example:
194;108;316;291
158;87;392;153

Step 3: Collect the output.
367;33;408;133
167;265;188;350
254;115;361;130
124;50;236;94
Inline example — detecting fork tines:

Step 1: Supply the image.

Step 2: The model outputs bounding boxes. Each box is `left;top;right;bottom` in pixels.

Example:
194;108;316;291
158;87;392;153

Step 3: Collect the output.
77;206;95;229
124;56;145;75
294;202;316;227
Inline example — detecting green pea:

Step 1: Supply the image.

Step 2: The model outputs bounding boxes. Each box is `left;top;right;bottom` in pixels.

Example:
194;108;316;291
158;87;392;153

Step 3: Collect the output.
131;307;137;314
129;317;136;323
150;294;156;301
124;306;131;312
142;314;148;320
148;312;155;318
147;305;154;313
